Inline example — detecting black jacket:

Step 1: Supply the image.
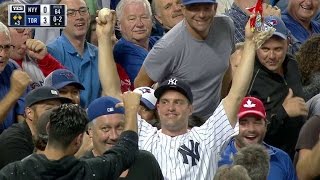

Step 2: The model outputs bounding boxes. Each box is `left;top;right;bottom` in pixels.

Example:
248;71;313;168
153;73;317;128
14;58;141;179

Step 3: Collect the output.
0;131;138;180
247;54;305;159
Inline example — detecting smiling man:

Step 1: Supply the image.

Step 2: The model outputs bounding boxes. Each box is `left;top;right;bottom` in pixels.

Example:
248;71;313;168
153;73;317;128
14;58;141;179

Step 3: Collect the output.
135;0;235;124
247;15;307;160
218;96;297;180
282;0;320;44
47;0;101;107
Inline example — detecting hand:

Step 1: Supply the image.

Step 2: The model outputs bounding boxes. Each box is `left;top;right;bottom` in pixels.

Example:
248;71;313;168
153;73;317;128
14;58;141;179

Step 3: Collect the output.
96;9;117;39
262;3;281;17
282;88;308;117
10;70;31;97
75;133;93;158
122;91;141;111
244;15;275;49
26;39;48;61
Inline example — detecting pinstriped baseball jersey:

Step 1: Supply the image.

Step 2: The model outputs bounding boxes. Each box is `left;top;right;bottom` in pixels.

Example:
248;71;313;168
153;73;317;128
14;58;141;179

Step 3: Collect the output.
138;102;235;180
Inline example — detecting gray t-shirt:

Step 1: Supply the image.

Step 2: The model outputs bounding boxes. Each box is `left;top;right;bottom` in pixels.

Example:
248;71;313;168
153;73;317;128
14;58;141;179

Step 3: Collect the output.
143;15;235;121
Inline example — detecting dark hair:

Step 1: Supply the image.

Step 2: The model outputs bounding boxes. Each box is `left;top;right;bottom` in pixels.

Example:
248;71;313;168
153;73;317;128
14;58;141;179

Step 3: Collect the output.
48;104;88;150
296;35;320;85
233;144;270;180
85;14;97;43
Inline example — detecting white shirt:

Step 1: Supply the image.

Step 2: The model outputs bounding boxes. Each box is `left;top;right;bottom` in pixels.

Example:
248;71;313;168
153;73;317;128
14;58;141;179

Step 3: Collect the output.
138;102;236;180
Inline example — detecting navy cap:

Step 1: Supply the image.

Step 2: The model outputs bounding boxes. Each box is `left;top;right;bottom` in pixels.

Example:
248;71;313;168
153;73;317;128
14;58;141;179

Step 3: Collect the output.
154;77;193;103
25;86;72;107
44;69;85;90
182;0;216;6
264;16;288;40
87;96;125;121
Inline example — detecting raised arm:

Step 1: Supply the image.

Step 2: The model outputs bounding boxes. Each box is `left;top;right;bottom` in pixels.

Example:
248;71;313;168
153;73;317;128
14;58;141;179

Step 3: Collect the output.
134;66;156;88
0;70;31;123
96;9;122;100
223;16;274;127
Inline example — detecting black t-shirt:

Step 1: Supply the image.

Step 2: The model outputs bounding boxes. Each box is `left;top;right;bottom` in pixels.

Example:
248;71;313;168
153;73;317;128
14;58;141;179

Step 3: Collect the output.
83;150;164;180
0;121;34;169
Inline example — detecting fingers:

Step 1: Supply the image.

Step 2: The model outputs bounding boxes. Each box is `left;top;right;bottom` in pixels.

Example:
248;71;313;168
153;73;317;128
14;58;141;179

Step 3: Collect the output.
26;39;45;52
285;88;293;100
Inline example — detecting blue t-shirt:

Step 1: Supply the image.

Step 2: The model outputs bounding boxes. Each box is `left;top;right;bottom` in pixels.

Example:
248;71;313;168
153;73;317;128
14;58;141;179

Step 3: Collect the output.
47;33;101;107
282;10;320;44
113;36;160;83
0;61;26;133
218;137;297;180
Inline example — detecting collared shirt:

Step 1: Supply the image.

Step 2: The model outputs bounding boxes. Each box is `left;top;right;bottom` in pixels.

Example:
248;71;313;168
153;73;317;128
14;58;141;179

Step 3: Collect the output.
282;10;320;44
0;61;26;133
218;137;297;180
225;3;248;43
47;33;101;107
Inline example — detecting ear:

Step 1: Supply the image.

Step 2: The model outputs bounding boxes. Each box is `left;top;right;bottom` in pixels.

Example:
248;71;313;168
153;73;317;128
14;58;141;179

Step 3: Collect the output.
188;104;193;116
46;122;50;135
75;133;84;147
25;107;34;121
87;126;93;138
212;3;218;13
154;15;162;25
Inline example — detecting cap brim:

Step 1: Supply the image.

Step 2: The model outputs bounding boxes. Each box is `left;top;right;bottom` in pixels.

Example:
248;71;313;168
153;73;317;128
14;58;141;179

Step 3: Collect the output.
155;85;191;102
141;98;156;110
273;32;287;40
28;96;72;107
53;81;85;90
238;110;266;120
182;0;216;5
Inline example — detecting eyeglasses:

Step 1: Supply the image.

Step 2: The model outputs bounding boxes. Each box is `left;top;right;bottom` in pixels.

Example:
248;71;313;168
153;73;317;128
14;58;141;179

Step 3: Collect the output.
67;7;89;17
0;45;14;52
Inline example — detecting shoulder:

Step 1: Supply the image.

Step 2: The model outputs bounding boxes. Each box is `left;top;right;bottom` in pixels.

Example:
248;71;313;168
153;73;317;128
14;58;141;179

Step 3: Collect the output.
213;15;234;28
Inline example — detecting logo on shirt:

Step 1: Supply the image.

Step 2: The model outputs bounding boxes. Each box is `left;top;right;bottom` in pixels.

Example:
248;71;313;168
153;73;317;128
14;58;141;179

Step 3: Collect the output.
178;140;200;166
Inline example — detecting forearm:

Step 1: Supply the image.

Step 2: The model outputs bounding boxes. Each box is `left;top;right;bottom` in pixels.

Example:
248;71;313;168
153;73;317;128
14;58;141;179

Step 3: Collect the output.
0;91;20;123
37;54;65;76
134;67;155;88
98;37;122;100
297;142;320;179
224;40;256;127
124;106;138;133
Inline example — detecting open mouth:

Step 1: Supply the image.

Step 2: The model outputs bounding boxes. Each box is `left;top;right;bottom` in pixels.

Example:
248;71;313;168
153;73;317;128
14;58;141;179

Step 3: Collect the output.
75;23;85;27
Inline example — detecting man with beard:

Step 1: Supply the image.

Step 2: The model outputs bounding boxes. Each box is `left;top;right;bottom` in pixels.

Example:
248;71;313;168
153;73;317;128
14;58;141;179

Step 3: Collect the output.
47;0;101;107
218;96;297;180
0;86;71;169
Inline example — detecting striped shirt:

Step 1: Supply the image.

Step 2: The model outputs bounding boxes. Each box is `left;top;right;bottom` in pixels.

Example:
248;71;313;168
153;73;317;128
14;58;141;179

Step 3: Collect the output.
138;102;235;180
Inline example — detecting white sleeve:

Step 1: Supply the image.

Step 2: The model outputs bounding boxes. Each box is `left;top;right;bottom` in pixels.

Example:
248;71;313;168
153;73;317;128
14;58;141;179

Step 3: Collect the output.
190;101;236;151
137;115;157;148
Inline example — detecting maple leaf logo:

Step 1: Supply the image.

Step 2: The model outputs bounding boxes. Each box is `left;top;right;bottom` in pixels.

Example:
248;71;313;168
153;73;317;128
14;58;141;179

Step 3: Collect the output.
243;99;256;108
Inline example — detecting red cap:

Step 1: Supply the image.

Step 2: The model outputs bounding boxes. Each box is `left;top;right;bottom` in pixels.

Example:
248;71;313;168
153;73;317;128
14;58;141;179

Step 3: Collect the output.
238;97;266;120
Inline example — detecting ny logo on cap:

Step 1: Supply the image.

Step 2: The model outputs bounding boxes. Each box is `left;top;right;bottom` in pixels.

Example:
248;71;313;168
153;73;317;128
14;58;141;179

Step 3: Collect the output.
107;107;114;112
168;78;177;85
243;99;256;108
60;72;74;79
139;88;151;94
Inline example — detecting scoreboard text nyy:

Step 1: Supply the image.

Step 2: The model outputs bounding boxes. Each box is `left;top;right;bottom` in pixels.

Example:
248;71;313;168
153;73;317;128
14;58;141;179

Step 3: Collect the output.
8;4;67;28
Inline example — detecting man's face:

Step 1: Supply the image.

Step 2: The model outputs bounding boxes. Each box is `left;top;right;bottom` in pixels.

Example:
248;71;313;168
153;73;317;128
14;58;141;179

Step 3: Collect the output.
138;104;156;121
235;116;267;148
157;90;192;132
28;100;61;130
58;85;81;105
61;0;90;39
155;0;184;29
0;31;11;72
288;0;320;23
256;36;288;74
8;28;30;60
89;114;125;156
119;2;152;44
182;3;216;38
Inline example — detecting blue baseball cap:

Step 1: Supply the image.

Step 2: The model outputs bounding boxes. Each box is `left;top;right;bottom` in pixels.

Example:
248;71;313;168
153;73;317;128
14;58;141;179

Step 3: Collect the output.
155;77;193;103
87;96;125;121
264;16;288;40
44;69;85;90
182;0;216;5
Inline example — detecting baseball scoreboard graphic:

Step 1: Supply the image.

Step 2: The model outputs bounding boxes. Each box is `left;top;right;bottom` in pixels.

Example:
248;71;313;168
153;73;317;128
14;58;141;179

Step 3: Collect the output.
8;4;67;28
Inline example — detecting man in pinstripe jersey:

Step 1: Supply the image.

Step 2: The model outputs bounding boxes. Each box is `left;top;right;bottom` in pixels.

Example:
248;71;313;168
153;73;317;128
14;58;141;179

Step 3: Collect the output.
136;19;274;180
